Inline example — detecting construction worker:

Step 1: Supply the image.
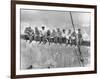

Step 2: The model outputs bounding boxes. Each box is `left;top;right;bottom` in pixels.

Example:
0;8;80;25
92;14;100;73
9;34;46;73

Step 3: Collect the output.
34;27;40;42
77;29;83;45
66;29;72;45
35;27;40;36
47;29;51;38
24;26;34;43
71;31;76;46
62;29;66;43
46;29;51;45
39;26;47;44
24;27;30;36
51;29;57;43
56;28;62;44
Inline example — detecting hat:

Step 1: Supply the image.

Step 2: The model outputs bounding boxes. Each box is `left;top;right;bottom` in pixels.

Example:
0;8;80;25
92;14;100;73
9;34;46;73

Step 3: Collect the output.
63;29;65;32
29;26;31;29
57;28;60;30
78;28;81;31
69;29;71;31
42;26;45;29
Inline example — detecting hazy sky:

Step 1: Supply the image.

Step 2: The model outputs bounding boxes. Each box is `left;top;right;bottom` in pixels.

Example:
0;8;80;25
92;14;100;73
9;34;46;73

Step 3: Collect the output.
20;9;91;40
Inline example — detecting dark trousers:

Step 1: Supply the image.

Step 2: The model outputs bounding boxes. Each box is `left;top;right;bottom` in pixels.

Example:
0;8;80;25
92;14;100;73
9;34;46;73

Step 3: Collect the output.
62;37;66;43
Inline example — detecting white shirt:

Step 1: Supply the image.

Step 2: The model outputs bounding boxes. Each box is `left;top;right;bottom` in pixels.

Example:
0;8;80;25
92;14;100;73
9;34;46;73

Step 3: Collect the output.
41;29;46;36
62;32;66;37
66;32;71;39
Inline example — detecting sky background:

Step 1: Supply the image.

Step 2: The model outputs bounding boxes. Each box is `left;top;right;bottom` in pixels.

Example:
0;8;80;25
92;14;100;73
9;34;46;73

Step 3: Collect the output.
20;9;91;40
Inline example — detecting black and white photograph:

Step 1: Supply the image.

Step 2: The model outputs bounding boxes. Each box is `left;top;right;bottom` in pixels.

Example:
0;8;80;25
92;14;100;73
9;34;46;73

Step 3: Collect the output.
13;1;96;78
20;9;91;69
